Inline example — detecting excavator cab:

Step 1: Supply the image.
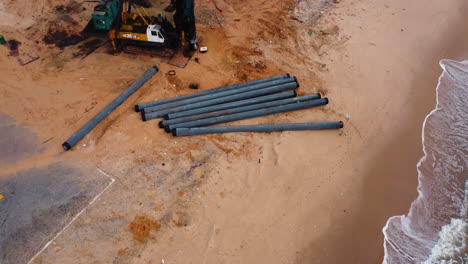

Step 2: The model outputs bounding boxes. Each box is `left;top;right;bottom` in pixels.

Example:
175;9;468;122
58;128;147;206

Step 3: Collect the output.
147;25;165;44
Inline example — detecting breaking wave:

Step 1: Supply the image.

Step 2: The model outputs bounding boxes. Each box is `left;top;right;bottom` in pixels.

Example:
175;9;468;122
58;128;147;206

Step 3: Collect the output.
382;60;468;264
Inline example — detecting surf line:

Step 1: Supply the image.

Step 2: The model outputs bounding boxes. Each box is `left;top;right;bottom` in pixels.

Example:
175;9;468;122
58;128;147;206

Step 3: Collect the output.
27;168;116;264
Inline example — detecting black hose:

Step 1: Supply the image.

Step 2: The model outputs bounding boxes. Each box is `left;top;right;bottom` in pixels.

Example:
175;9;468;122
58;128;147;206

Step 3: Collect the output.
134;73;290;112
165;98;329;132
173;121;344;136
160;93;321;127
62;66;158;150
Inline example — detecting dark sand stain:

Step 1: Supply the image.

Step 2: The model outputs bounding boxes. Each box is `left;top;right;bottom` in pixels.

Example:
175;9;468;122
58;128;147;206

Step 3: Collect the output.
0;163;111;264
0;113;38;165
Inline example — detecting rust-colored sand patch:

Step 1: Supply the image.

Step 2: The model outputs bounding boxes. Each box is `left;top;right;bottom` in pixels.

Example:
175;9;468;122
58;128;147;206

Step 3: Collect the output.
128;215;161;242
117;248;127;256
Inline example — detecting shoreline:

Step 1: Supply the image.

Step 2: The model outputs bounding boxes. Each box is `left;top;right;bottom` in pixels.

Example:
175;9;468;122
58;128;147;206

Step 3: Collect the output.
384;59;468;263
299;1;468;262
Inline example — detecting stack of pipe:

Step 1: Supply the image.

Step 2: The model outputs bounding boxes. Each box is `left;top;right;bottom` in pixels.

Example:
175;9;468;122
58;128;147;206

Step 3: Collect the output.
135;74;343;136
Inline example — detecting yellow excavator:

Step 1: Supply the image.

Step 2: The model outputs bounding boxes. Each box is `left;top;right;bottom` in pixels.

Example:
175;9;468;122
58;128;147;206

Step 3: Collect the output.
87;0;197;52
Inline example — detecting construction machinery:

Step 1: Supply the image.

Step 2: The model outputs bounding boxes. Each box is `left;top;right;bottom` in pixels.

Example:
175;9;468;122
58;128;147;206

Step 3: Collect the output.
173;0;198;50
85;0;197;53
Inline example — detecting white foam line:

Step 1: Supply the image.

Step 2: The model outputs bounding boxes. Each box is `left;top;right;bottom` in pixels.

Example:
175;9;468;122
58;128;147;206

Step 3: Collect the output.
382;59;468;263
27;168;116;264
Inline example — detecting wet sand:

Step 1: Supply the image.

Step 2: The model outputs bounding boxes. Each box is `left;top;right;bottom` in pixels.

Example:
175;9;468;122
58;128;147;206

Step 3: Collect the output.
297;1;468;262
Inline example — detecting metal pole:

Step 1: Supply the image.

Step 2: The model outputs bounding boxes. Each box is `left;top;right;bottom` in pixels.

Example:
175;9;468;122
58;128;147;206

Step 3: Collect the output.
173;122;344;136
142;77;297;114
165;98;329;132
166;91;297;120
134;73;290;111
143;82;299;121
160;93;321;128
62;66;158;150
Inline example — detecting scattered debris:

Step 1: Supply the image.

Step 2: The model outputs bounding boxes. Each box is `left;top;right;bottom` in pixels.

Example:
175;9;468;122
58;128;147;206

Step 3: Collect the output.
200;46;208;53
55;5;68;12
0;194;4;200
194;57;200;63
0;35;6;45
59;14;79;24
345;113;352;119
7;40;21;56
54;1;86;14
42;137;54;144
167;70;176;76
189;83;199;90
17;53;40;66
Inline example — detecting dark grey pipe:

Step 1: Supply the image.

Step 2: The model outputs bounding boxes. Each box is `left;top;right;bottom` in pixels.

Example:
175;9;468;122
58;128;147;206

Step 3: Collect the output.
134;73;290;112
166;91;297;120
143;82;299;121
173;122;344;136
165;98;329;132
62;66;158;150
160;93;321;128
142;77;297;114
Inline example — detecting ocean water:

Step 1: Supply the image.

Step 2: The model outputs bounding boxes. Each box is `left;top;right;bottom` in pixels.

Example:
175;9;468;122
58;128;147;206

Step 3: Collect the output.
383;60;468;264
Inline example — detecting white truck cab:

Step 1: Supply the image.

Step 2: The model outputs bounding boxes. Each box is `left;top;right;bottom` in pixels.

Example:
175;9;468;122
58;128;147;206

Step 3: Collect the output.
147;25;165;43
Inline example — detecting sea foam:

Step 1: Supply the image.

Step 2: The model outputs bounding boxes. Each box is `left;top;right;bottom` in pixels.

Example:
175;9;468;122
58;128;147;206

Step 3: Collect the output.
383;60;468;264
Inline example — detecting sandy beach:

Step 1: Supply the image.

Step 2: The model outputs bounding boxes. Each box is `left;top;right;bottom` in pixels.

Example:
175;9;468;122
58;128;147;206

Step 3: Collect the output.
0;0;467;263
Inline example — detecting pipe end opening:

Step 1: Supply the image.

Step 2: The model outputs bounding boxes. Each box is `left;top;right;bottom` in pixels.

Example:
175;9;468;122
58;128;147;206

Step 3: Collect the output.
158;121;164;128
293;76;300;88
62;142;71;151
339;121;344;128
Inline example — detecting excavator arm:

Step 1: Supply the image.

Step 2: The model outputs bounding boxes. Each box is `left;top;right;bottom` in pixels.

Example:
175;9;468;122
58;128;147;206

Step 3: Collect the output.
174;0;198;50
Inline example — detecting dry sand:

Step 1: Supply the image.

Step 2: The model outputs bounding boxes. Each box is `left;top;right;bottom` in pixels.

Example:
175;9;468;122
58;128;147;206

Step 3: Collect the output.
0;0;467;263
